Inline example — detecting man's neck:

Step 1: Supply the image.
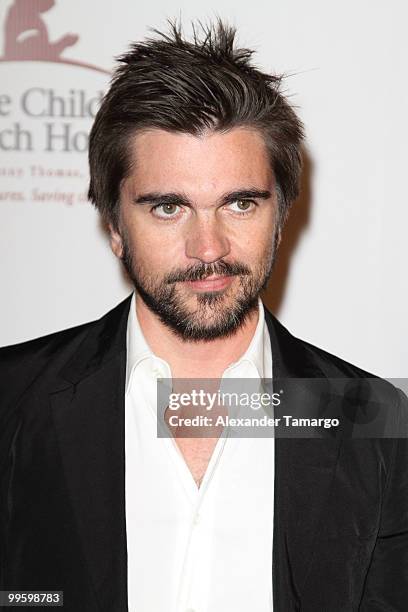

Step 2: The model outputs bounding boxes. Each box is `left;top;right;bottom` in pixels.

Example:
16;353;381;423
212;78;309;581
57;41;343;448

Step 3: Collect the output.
135;296;260;379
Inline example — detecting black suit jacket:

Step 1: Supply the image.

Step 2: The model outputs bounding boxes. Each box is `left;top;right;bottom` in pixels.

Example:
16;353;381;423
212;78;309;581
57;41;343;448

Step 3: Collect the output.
1;295;407;611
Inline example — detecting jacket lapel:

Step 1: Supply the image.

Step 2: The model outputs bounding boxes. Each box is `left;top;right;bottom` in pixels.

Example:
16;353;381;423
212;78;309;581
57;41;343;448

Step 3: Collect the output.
50;296;132;612
265;310;343;610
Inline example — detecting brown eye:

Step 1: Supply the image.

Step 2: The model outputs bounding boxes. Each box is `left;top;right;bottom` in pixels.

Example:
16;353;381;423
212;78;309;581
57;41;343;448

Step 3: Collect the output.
229;199;255;213
237;200;251;210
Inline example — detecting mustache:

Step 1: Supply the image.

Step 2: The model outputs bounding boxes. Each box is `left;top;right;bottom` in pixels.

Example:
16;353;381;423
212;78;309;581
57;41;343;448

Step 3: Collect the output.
164;260;251;284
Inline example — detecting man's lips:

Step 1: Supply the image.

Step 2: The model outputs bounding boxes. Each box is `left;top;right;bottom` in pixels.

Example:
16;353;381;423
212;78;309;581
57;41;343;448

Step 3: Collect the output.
183;274;235;291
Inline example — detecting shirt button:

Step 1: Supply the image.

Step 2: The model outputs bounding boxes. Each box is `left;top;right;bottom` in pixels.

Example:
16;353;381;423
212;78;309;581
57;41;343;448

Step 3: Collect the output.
193;513;200;526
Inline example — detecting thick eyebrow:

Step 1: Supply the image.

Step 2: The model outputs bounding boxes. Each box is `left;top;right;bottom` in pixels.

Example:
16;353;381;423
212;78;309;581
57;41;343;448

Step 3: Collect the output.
220;189;272;205
133;192;190;206
133;188;272;207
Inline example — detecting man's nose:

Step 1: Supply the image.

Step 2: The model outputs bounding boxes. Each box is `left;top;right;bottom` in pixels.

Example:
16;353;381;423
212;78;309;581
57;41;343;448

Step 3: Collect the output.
185;216;231;263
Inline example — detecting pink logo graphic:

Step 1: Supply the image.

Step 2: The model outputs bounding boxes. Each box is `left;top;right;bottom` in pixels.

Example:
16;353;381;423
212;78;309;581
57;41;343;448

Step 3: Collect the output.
0;0;109;74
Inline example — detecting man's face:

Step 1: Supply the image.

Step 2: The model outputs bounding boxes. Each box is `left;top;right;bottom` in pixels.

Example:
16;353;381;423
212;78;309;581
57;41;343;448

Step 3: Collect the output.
110;127;280;341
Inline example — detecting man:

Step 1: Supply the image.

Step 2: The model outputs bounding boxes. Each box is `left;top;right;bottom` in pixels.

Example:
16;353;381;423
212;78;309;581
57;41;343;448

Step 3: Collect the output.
0;20;407;612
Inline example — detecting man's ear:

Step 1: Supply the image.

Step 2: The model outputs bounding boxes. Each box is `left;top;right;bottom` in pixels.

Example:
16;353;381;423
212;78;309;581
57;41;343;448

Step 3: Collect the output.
108;223;124;259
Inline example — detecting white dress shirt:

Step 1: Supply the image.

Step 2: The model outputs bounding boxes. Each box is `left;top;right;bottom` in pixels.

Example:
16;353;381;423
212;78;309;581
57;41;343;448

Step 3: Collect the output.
125;292;275;612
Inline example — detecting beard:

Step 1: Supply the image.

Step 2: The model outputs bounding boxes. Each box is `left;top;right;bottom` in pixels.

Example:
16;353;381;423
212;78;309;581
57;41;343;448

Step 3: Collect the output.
120;231;279;342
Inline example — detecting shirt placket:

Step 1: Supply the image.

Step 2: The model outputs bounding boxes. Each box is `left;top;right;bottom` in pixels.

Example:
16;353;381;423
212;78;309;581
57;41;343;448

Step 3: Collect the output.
177;434;227;612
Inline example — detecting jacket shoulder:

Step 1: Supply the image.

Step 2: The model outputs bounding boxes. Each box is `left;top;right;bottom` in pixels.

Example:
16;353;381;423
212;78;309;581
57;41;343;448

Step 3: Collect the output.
266;310;378;379
0;320;91;412
0;319;94;373
0;297;130;410
299;335;377;378
266;312;407;444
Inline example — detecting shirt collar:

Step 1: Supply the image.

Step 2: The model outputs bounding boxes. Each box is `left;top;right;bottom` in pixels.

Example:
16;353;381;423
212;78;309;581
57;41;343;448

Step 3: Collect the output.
222;296;268;380
125;292;153;393
126;292;270;392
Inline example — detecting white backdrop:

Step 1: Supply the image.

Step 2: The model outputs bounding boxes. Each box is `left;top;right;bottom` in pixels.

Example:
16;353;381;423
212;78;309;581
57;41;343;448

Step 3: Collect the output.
0;0;407;377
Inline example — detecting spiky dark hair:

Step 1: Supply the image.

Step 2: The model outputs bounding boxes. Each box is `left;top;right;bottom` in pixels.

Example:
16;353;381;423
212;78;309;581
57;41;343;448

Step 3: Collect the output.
88;19;304;228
